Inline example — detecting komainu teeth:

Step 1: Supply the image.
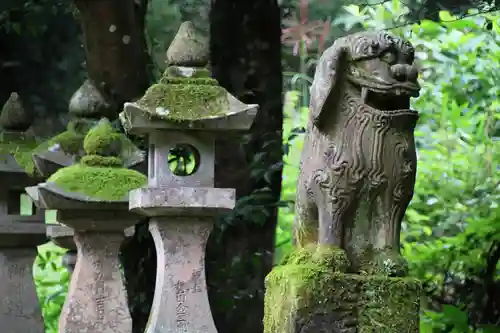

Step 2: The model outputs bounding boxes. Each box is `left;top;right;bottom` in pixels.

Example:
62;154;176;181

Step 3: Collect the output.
361;87;368;102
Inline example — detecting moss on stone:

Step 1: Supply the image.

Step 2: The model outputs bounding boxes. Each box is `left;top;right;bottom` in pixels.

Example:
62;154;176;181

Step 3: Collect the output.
83;118;121;156
34;119;140;165
47;164;146;201
81;155;122;167
136;82;229;121
264;246;421;333
33;119;90;157
0;132;38;174
159;77;218;86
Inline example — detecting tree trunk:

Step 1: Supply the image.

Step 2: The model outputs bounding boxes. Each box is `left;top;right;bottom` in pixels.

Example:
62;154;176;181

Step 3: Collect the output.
72;0;150;117
208;1;283;333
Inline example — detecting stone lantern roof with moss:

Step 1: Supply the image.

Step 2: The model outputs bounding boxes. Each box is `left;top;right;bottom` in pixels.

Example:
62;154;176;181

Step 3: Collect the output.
31;116;144;178
120;21;258;134
26;118;147;211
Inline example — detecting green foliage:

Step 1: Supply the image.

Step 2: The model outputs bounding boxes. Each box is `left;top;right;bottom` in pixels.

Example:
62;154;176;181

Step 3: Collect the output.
34;241;68;333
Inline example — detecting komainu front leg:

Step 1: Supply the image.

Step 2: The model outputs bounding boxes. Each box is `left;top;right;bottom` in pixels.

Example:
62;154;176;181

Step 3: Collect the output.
293;186;319;248
370;202;409;277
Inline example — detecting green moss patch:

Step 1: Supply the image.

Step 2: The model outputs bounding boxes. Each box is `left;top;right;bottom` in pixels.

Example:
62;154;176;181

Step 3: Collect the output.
47;164;146;201
264;246;421;333
81;155;122;167
159;77;218;86
136;83;229;121
0;132;39;174
34;119;140;164
83;118;121;156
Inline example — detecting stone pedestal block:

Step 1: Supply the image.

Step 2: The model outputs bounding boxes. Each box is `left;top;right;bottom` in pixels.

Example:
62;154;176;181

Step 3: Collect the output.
60;232;131;333
264;247;421;333
0;248;45;333
55;211;137;333
147;217;216;333
0;222;46;333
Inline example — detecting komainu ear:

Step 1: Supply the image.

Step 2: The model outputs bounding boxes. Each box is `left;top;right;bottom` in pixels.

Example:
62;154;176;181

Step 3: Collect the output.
309;40;348;130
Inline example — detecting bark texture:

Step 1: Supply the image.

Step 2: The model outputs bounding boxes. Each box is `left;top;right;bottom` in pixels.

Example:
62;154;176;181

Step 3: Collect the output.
72;0;150;118
208;1;283;333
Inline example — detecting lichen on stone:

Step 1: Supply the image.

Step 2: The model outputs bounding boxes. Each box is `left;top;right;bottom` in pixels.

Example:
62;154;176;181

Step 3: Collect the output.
47;118;146;201
264;246;421;333
136;82;229;121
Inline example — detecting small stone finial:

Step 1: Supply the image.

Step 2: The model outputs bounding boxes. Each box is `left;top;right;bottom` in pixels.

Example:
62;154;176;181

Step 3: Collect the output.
68;80;113;119
0;92;32;131
165;21;209;67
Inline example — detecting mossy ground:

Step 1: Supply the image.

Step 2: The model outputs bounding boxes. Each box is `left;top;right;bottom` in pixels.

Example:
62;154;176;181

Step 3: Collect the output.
47;163;146;201
136;81;229;121
0;132;39;174
264;246;421;333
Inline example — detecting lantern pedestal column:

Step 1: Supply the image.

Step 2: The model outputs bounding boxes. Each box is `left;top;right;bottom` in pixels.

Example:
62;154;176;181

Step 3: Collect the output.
55;211;137;333
130;186;235;333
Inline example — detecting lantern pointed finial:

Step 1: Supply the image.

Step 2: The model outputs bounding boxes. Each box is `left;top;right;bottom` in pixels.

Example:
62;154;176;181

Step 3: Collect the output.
0;92;32;132
166;21;209;67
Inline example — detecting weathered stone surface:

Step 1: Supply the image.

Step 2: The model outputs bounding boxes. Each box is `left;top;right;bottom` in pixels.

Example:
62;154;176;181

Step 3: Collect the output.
165;21;209;67
56;210;138;232
62;250;77;273
32;150;75;177
0;248;44;333
27;182;129;211
147;217;217;333
59;232;132;333
0;222;47;248
47;224;76;250
129;186;235;217
147;131;215;188
294;31;421;275
0;92;33;132
121;95;258;135
264;247;420;333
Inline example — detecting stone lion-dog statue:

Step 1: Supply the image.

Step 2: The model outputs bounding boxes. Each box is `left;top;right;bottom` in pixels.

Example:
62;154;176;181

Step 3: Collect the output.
294;31;421;276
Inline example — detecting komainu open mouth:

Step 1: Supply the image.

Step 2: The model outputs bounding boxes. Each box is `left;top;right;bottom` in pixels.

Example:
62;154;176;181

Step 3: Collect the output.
362;87;411;111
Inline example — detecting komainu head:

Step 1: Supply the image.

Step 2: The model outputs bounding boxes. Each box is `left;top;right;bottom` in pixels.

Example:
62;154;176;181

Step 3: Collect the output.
310;31;421;127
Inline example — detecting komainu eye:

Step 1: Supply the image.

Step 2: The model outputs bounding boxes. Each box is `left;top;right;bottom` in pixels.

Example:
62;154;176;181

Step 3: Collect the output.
381;51;397;64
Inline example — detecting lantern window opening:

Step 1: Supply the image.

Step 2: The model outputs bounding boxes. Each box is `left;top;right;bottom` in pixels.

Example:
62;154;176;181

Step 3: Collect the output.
167;143;200;177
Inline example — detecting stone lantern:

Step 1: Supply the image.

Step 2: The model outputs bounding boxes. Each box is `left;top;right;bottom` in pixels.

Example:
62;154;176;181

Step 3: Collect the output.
120;21;258;333
26;118;146;333
32;81;145;178
0;92;46;333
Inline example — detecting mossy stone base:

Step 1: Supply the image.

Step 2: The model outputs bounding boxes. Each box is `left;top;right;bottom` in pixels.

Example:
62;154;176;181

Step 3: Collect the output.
264;247;421;333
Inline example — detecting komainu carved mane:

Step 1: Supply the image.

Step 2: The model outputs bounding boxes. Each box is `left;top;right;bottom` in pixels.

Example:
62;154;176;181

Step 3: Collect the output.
294;31;421;276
